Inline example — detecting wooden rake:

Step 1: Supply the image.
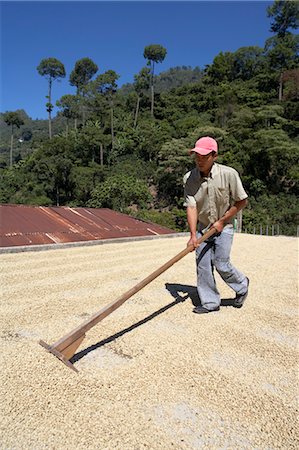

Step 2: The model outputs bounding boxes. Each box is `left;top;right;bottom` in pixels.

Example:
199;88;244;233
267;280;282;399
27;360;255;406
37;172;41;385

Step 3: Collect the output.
39;227;216;372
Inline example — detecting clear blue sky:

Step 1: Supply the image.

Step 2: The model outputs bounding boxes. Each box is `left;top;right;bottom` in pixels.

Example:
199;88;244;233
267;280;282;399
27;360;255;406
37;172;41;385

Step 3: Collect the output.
1;0;273;120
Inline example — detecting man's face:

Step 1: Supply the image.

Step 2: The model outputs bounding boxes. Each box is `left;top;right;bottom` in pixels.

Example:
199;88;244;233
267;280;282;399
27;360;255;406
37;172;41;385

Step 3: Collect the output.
195;152;217;173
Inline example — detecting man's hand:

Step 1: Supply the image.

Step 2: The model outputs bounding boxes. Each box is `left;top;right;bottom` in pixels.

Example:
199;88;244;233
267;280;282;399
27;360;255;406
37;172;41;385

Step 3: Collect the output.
187;234;198;250
212;220;224;233
213;199;248;233
186;206;199;250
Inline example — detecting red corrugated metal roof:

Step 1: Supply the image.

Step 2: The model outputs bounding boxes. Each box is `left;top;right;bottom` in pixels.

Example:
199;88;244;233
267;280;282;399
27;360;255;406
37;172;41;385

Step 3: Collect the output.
0;204;176;247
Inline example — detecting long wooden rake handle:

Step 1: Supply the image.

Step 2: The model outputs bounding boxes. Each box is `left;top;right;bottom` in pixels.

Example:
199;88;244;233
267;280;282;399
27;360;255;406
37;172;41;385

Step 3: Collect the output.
39;226;217;372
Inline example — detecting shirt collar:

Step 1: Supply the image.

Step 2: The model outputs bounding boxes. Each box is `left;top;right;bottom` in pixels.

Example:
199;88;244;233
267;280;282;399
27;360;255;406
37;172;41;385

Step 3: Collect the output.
198;163;218;180
210;163;219;179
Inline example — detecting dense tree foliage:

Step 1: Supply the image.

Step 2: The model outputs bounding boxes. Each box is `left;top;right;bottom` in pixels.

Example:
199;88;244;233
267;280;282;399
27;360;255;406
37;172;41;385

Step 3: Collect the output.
69;57;98;124
1;1;298;235
133;67;151;128
56;94;80;133
267;0;299;37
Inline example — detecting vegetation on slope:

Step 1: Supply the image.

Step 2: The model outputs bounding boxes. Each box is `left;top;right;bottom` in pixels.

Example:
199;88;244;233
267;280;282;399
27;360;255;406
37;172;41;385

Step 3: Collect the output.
1;1;298;235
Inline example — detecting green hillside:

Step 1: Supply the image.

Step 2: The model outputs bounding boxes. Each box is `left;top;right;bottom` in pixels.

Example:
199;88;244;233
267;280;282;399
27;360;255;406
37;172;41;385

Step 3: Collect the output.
1;1;298;235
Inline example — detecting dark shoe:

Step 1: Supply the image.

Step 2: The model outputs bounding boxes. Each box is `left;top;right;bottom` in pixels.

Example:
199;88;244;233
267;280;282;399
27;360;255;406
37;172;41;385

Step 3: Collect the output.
193;305;220;314
233;277;249;308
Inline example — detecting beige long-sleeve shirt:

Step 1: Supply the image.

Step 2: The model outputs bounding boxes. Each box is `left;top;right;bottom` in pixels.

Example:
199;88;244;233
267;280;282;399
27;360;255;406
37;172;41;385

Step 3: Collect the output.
183;163;248;227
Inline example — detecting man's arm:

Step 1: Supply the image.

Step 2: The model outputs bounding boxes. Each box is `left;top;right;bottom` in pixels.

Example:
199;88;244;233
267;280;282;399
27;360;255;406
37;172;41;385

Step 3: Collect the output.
186;206;199;248
213;198;248;232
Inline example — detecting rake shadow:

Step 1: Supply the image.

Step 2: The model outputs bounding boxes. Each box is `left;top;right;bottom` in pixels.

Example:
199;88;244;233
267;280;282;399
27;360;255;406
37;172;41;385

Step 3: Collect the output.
70;283;235;364
71;288;188;364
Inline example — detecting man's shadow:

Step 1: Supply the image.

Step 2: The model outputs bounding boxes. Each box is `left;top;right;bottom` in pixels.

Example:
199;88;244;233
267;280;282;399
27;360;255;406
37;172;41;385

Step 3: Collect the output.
70;283;235;365
165;282;235;307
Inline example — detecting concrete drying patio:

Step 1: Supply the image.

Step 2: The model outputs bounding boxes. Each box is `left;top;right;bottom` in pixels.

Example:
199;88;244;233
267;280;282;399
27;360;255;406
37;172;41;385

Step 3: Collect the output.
1;234;298;449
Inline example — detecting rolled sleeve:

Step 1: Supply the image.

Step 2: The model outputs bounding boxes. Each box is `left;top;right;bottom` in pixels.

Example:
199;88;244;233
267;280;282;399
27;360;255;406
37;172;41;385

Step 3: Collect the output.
183;171;197;207
184;195;197;208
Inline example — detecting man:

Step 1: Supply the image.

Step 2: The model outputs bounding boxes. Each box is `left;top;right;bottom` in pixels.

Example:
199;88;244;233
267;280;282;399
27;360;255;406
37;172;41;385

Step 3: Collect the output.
183;136;249;314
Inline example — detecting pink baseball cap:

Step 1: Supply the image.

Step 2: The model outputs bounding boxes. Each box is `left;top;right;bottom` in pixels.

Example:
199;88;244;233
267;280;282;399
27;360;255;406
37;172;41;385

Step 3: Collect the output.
190;136;218;155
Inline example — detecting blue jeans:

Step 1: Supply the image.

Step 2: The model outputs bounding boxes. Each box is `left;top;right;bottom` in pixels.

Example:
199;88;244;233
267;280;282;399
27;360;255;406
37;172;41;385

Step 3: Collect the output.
196;226;247;310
